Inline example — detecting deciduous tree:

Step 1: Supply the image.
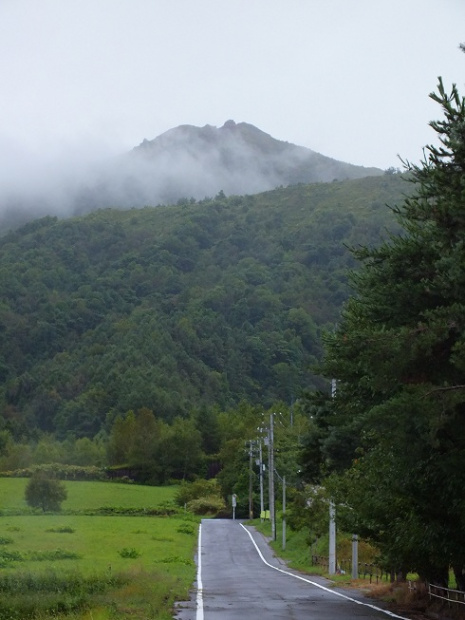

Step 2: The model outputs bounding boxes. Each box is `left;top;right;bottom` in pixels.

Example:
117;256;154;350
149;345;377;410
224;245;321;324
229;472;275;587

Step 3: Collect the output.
25;472;67;512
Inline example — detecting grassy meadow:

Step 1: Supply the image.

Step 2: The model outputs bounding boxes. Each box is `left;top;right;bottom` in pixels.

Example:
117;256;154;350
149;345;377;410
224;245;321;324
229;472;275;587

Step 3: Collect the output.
0;479;199;619
0;479;177;513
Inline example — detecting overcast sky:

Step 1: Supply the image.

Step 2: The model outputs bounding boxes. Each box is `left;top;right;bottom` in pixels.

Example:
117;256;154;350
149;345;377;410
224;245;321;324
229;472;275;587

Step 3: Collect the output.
1;0;464;179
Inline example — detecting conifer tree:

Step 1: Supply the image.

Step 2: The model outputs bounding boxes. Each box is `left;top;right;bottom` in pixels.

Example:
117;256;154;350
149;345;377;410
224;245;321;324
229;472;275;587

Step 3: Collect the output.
307;77;465;587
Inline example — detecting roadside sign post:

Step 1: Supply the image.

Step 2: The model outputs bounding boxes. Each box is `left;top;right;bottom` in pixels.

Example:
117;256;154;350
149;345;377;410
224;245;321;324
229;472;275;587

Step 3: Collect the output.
232;494;237;520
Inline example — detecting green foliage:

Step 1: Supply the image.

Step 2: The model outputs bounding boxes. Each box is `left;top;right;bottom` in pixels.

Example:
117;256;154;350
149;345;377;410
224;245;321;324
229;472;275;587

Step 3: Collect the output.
118;547;141;559
155;554;194;566
174;478;221;506
0;175;406;439
303;79;465;586
3;463;106;480
26;548;82;561
176;523;195;535
0;480;199;619
24;472;67;512
159;417;204;481
175;479;225;516
0;570;125;619
0;547;81;566
255;515;379;578
0;433;106;472
0;478;179;514
186;495;226;515
286;485;329;543
0;549;23;566
106;408;205;483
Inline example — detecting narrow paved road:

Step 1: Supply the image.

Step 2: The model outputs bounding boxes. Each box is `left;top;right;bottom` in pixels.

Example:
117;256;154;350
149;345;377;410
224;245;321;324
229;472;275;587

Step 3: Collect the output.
174;519;410;620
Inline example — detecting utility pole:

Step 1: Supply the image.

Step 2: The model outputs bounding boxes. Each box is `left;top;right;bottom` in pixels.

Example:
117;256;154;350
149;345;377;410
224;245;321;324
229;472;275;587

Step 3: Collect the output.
258;439;264;522
268;413;276;541
282;475;286;550
329;378;337;575
352;534;359;579
274;468;287;550
248;440;254;520
329;500;336;574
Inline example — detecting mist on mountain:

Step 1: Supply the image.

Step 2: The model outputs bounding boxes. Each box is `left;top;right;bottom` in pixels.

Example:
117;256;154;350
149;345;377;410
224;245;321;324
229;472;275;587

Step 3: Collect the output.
0;120;382;230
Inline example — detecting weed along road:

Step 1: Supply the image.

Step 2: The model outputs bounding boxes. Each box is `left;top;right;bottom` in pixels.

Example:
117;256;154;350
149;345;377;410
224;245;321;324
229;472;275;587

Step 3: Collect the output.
175;519;411;620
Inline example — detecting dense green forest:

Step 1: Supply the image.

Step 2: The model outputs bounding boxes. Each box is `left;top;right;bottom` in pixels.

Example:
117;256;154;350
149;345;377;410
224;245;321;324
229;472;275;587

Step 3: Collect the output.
0;174;406;439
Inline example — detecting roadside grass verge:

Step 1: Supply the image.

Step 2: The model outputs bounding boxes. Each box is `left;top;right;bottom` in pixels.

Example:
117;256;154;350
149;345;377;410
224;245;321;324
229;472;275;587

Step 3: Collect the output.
252;517;379;581
0;478;199;619
252;517;431;608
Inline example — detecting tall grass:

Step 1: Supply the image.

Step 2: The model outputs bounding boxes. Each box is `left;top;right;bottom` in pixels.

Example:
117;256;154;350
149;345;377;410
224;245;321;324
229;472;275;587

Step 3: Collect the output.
0;570;125;619
253;517;378;577
0;479;199;619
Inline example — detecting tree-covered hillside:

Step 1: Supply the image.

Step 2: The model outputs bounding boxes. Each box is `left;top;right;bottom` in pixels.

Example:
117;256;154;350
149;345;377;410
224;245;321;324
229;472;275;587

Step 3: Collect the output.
0;174;407;438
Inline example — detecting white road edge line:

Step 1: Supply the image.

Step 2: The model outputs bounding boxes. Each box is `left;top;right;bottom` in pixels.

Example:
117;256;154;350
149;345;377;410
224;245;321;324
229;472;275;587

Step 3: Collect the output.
240;523;410;620
196;523;204;620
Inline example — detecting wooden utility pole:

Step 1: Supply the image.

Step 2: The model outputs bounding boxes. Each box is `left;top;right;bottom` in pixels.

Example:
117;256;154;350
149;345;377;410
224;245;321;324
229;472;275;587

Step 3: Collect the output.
248;440;254;520
269;413;276;541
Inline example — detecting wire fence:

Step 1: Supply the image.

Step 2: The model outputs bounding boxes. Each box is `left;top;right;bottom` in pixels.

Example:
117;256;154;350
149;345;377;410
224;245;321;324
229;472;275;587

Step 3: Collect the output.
428;584;465;608
312;555;465;608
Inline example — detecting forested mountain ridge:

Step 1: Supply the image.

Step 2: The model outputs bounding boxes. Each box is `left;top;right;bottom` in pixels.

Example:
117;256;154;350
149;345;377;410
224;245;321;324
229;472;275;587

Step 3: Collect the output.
0;173;407;439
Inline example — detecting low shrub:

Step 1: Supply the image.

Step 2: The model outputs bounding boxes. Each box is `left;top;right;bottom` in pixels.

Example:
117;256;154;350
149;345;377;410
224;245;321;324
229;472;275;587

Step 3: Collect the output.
0;549;23;567
118;547;141;559
187;495;226;515
92;505;179;516
156;555;194;566
27;549;82;561
174;479;221;507
1;464;106;481
176;523;195;536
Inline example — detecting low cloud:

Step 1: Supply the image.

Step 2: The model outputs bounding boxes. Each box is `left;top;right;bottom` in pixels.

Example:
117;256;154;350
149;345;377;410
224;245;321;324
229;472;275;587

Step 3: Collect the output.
0;121;381;231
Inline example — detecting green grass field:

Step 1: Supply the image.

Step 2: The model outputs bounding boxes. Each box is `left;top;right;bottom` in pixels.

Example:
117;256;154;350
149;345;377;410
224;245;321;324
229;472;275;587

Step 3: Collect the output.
0;478;177;513
0;479;199;619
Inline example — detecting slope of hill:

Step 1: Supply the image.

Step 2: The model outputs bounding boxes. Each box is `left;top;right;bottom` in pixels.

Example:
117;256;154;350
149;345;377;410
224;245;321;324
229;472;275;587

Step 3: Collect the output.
0;174;407;438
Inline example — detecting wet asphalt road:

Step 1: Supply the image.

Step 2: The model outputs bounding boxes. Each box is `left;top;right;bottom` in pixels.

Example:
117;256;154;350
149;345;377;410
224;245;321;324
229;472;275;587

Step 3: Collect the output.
174;519;410;620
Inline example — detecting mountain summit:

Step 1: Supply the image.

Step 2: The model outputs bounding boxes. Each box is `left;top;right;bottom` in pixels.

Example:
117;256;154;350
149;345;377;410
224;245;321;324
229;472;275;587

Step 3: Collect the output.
115;120;382;204
0;121;383;230
72;120;382;214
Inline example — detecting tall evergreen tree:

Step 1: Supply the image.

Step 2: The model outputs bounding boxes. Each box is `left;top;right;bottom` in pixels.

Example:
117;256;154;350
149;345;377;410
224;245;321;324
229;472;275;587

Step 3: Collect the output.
305;77;465;587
